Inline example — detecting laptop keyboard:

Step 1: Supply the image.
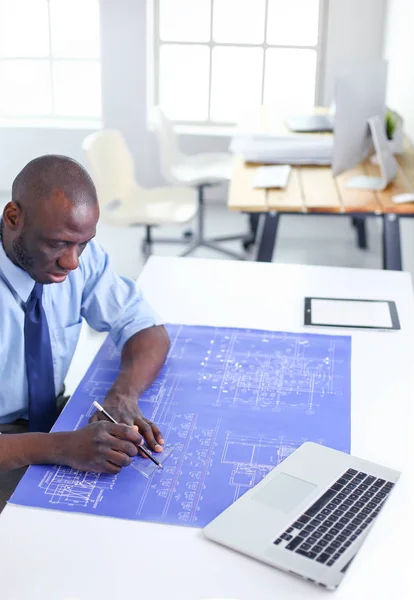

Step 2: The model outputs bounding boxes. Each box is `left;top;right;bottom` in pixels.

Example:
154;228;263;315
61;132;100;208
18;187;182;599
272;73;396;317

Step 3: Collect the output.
273;469;394;567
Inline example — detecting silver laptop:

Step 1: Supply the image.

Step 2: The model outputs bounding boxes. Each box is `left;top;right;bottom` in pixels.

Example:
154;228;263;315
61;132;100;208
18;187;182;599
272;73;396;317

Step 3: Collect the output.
204;442;399;590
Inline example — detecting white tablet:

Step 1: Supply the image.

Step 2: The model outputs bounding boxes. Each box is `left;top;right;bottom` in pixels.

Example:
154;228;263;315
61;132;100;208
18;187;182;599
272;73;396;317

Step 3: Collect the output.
304;297;400;330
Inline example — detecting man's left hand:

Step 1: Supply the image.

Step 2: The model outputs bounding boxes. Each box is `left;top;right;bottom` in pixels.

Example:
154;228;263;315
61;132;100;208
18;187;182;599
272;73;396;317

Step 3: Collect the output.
89;392;164;453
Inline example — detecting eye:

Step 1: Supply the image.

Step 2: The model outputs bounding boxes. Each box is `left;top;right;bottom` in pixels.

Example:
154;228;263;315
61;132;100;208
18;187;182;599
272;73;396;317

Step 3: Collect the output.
48;241;66;250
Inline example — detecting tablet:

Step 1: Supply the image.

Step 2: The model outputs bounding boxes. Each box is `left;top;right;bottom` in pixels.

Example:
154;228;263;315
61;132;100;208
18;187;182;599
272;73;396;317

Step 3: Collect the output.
304;297;400;330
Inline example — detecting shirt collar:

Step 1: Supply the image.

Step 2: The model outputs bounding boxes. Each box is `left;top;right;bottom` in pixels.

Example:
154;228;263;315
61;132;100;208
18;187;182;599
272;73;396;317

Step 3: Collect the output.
0;224;35;303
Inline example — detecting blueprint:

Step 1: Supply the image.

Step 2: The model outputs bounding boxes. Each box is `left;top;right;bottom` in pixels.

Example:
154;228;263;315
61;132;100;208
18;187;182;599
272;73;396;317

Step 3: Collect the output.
11;325;351;527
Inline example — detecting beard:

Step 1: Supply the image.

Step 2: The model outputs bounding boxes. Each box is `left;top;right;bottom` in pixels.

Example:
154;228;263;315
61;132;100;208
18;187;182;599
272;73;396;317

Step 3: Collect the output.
12;231;36;277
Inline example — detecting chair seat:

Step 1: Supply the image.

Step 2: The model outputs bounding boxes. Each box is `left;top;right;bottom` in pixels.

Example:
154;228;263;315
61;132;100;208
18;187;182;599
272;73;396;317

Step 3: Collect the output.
101;185;198;227
170;152;232;186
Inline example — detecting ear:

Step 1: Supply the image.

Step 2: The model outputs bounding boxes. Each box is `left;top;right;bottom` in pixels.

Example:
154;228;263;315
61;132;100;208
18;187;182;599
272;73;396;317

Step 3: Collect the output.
3;201;23;232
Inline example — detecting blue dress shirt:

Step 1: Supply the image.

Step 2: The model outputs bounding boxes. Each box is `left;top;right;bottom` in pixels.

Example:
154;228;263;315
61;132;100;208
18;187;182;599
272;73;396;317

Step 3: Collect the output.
0;237;160;424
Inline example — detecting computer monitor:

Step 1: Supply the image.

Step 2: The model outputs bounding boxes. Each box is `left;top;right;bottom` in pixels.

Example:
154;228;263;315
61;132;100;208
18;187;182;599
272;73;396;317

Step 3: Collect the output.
332;60;397;190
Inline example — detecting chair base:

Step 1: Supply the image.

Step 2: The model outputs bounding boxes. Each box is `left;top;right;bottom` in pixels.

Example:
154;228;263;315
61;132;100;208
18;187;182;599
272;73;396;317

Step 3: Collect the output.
141;226;193;259
178;183;248;260
141;184;252;261
179;240;246;260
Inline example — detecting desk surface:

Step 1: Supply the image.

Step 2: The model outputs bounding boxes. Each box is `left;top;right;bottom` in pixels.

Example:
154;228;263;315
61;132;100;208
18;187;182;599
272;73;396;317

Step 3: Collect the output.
0;257;413;600
229;106;414;214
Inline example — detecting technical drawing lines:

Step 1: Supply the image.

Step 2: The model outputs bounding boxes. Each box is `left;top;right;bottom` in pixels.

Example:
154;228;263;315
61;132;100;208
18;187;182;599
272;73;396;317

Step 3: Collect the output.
38;466;118;508
10;325;351;528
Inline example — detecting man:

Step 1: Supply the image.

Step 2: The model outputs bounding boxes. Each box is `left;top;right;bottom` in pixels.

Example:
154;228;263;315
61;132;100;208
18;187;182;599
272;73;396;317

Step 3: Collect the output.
0;155;170;511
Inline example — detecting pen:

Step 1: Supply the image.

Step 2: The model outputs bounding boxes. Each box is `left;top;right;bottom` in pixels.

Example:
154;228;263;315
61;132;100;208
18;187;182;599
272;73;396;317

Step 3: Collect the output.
92;400;163;469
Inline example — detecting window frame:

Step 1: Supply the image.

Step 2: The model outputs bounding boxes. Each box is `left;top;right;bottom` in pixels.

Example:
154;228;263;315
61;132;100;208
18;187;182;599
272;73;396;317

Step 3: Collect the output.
148;0;328;130
0;0;102;128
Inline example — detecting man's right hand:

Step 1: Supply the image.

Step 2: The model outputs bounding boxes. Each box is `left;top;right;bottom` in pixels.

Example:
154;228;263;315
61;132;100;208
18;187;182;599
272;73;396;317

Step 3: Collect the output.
58;421;143;474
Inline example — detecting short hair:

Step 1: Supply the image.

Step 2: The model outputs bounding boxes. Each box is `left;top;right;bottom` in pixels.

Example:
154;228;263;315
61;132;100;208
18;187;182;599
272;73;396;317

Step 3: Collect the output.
11;155;98;213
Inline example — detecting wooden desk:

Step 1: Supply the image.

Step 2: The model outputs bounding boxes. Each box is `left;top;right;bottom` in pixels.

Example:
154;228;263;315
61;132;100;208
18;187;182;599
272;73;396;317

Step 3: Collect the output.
229;107;414;269
0;256;412;599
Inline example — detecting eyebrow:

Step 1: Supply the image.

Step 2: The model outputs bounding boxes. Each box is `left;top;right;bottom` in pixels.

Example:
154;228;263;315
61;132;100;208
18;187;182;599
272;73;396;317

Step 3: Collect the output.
44;235;96;245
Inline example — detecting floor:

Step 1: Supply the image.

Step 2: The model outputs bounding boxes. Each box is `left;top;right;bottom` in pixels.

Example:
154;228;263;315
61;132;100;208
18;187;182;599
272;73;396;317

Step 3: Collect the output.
99;205;384;281
97;202;414;277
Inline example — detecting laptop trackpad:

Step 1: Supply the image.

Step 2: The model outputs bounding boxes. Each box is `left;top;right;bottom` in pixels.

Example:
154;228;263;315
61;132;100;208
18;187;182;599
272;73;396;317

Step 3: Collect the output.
252;473;317;513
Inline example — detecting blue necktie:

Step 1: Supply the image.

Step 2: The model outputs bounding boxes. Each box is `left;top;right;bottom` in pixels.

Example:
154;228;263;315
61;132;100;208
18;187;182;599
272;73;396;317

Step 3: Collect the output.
24;283;57;432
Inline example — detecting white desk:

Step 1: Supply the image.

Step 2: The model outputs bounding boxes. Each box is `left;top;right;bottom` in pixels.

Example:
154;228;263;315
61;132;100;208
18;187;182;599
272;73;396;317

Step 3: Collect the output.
0;257;413;600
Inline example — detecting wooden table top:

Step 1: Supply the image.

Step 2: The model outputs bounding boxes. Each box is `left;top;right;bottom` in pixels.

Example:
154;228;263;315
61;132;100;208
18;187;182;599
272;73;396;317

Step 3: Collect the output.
228;107;414;215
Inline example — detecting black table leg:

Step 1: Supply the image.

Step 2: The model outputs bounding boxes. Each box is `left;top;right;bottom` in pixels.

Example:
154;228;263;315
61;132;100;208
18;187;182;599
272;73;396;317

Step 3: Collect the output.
255;212;280;262
382;214;402;270
249;213;260;242
351;216;368;249
242;213;260;250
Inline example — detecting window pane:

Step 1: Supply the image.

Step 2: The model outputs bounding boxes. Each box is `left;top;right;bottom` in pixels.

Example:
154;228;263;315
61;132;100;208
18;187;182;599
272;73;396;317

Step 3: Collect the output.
263;48;316;113
0;60;52;115
53;61;101;117
160;0;211;42
267;0;319;46
159;44;210;121
210;46;263;123
0;0;49;57
213;0;266;44
50;0;100;58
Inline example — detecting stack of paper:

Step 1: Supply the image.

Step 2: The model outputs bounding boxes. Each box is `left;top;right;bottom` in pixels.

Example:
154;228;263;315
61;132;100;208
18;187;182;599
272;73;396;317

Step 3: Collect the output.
230;133;333;165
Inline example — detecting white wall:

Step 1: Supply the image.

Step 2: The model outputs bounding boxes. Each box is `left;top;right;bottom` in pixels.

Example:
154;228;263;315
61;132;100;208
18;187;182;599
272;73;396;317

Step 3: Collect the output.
0;128;92;197
323;0;387;105
384;0;414;141
100;0;231;188
0;0;387;193
100;0;162;188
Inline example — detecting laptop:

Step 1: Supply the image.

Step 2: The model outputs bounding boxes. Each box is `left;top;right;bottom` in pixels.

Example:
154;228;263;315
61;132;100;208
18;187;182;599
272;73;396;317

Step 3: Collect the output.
203;442;399;590
285;114;334;133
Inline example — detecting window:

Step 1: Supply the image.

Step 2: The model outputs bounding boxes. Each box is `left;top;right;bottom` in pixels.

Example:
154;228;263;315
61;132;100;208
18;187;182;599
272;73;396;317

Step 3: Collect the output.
150;0;325;127
0;0;101;126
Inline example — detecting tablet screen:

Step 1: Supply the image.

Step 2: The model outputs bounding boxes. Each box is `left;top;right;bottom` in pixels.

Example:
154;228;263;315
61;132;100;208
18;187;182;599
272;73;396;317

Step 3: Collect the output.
305;298;400;330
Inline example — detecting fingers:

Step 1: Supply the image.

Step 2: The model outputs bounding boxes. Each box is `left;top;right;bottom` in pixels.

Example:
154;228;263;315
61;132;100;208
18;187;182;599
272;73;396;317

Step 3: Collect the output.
89;414;164;455
131;424;147;457
105;422;144;446
134;418;163;453
89;411;99;423
137;446;149;459
91;409;135;426
110;438;139;458
106;449;132;468
102;461;122;474
149;421;165;446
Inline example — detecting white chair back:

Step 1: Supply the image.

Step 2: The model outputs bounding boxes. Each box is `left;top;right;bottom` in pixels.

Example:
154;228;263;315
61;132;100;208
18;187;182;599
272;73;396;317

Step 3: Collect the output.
150;105;183;182
82;130;138;209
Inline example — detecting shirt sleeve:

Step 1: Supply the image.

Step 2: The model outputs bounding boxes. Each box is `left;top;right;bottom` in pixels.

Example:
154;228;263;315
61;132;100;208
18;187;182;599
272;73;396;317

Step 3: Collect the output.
79;239;163;351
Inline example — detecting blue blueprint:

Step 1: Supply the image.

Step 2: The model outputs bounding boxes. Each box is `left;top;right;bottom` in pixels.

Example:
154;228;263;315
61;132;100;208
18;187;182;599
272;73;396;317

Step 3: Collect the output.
11;325;351;527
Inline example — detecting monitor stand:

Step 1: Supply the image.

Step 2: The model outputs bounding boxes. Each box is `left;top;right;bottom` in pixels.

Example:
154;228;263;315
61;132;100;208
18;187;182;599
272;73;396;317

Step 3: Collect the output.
344;115;398;191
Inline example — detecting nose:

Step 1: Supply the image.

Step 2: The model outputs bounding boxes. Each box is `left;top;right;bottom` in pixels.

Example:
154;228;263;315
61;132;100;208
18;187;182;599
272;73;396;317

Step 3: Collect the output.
57;246;79;272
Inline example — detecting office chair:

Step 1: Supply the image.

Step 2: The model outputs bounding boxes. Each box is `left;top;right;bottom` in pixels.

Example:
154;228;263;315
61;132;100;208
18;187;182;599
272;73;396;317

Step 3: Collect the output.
151;106;250;260
82;130;198;258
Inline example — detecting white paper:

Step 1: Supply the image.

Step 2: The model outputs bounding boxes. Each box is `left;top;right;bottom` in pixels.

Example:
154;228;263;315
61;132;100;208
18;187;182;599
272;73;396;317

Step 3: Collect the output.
230;134;333;165
252;165;291;189
311;299;393;328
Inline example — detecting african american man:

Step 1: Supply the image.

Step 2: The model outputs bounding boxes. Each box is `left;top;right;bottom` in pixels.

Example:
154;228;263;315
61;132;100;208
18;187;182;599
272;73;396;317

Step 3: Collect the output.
0;154;170;511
